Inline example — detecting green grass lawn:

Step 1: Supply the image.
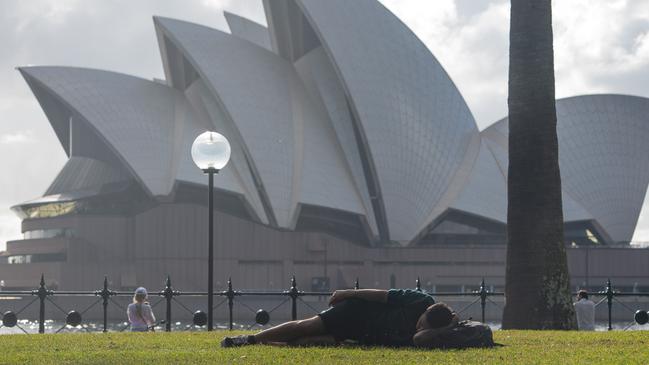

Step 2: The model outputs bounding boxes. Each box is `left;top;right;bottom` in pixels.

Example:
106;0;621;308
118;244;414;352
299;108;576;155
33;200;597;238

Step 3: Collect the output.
0;330;647;364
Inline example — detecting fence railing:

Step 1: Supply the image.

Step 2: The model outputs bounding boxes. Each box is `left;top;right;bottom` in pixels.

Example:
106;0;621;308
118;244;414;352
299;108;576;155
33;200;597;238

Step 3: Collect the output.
1;275;648;333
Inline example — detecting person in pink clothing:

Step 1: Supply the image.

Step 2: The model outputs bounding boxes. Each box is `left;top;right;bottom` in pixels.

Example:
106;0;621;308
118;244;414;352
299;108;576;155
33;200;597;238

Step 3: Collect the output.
127;287;156;332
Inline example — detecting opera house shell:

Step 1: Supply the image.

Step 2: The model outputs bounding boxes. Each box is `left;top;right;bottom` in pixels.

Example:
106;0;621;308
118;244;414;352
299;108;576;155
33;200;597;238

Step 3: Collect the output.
3;0;649;293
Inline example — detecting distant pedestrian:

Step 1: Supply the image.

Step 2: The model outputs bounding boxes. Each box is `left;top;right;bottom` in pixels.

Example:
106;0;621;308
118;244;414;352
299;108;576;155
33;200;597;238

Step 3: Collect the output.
574;290;595;331
127;287;156;332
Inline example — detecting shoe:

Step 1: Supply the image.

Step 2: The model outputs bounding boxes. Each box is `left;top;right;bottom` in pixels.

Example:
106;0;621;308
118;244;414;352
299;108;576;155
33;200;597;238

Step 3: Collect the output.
221;335;256;348
220;337;234;347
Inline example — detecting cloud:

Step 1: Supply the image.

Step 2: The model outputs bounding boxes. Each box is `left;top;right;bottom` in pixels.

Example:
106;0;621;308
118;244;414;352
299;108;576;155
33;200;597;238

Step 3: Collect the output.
0;130;35;144
0;214;21;252
7;0;82;33
553;0;649;98
202;0;234;11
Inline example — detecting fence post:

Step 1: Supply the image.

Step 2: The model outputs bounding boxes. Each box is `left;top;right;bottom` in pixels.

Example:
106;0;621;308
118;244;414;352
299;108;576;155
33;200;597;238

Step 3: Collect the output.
605;278;613;331
96;276;111;333
290;276;298;321
227;278;234;330
354;278;359;290
35;274;48;334
163;276;173;332
416;277;422;292
479;278;487;323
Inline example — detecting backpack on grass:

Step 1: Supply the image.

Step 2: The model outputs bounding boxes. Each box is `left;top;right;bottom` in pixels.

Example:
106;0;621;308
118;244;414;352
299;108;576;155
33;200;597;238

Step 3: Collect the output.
434;320;494;348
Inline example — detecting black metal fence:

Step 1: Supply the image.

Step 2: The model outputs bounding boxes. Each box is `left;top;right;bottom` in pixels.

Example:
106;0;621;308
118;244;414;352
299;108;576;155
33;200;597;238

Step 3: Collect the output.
1;275;648;333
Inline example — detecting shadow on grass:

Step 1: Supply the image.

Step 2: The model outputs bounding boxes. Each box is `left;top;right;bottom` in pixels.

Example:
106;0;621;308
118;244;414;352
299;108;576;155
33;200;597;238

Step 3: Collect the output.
259;341;505;350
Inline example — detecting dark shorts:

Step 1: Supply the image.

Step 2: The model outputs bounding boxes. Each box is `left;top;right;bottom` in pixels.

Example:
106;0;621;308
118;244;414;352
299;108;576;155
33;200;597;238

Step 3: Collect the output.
318;298;375;342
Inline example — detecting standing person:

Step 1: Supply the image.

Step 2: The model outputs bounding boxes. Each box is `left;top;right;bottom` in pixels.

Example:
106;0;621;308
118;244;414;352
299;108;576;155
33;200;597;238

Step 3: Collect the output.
127;287;156;332
574;290;595;331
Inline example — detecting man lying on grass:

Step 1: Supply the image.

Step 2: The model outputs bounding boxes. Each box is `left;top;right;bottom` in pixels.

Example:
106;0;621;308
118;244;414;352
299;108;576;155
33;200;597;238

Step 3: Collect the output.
221;288;493;348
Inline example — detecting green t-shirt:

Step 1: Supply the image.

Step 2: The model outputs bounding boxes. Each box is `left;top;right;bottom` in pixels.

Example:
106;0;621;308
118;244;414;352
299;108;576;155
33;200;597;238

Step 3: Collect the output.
387;289;435;306
361;289;435;346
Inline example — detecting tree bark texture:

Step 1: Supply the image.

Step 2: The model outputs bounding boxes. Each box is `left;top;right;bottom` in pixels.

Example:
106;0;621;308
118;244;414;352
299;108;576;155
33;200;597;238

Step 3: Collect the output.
502;0;575;329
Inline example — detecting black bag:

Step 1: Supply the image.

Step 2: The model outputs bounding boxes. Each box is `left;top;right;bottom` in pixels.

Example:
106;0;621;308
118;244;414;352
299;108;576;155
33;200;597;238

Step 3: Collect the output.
434;320;494;348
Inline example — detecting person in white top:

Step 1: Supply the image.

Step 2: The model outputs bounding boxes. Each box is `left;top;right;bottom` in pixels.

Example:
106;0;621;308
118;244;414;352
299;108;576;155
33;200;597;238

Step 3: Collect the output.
574;290;595;331
127;287;156;332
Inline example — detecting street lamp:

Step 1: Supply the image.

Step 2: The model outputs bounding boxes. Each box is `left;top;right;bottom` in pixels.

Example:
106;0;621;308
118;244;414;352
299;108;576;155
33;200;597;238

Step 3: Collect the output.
191;131;231;331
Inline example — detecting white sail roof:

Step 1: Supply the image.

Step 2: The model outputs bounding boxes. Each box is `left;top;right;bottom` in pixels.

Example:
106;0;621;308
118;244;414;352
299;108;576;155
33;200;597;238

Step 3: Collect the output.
481;95;649;243
293;0;480;242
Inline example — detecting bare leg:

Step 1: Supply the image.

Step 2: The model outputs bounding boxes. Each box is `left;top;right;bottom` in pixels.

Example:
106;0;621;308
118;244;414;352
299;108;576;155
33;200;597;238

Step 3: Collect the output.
262;335;337;347
254;316;327;344
288;335;337;347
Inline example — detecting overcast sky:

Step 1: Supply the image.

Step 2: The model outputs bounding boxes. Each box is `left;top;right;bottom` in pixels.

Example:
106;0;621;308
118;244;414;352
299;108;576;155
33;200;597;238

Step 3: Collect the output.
0;0;648;251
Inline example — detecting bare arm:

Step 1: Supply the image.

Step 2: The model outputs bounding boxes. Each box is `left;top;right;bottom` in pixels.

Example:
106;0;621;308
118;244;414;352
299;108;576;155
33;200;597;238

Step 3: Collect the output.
329;289;388;306
144;304;156;326
413;328;443;348
413;329;435;348
413;316;459;348
127;305;135;324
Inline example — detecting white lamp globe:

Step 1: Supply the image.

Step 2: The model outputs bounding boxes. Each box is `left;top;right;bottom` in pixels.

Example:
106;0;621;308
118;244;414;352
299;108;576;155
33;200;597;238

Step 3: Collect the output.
191;131;231;171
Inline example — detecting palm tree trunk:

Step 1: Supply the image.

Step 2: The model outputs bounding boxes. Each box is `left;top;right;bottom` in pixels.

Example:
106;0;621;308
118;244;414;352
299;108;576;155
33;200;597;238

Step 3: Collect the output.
502;0;575;329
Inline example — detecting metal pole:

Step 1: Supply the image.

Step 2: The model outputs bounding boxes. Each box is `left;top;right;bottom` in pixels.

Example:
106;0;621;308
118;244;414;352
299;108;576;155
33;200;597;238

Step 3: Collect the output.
37;274;47;334
479;278;487;323
290;276;298;321
606;278;613;331
207;169;215;331
227;278;234;330
101;276;109;333
164;276;172;332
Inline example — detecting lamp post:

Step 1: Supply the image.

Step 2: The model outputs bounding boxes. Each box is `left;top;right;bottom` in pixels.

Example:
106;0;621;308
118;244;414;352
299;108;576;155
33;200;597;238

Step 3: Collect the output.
191;131;231;331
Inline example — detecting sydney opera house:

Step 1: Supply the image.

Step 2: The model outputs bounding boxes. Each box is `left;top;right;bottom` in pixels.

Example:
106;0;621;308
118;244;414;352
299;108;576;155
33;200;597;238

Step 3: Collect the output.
2;0;649;294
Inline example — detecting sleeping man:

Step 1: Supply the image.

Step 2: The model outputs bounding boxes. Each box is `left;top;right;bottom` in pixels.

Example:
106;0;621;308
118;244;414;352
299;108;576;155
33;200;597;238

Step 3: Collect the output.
221;288;474;348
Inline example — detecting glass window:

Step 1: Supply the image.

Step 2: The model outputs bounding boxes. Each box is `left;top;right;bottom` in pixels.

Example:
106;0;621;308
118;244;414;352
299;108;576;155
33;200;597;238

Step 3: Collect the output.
585;229;599;244
24;228;75;240
8;255;32;264
23;202;77;219
7;253;66;264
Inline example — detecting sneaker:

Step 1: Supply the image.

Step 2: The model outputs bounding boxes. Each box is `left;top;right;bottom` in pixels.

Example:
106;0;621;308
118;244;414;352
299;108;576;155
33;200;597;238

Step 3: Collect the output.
221;335;256;348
